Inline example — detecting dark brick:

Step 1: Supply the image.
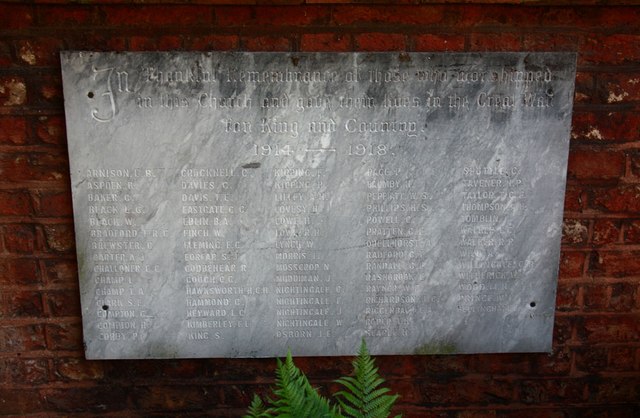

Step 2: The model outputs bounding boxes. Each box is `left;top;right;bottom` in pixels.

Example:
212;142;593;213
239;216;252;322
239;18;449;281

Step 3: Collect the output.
53;358;105;381
3;224;37;254
0;190;33;216
43;223;76;253
562;219;589;246
46;290;81;317
592;219;621;245
0;116;28;144
0;291;44;318
414;34;465;52
45;322;82;351
43;259;77;285
355;33;405;51
0;324;46;352
43;386;129;413
567;148;626;180
301;33;351;52
0;258;39;286
35;116;66;145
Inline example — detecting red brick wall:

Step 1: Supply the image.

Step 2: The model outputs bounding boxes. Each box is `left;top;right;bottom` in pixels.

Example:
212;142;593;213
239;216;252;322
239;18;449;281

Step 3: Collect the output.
1;1;639;416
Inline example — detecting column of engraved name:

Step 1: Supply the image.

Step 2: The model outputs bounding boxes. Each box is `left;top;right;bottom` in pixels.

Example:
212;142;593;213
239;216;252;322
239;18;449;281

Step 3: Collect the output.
86;168;163;342
364;168;429;338
457;165;527;313
274;168;337;339
181;169;250;341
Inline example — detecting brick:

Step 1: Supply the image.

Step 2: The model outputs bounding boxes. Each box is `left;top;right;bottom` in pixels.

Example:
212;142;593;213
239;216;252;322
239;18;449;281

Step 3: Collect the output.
45;322;82;351
35;116;66;145
583;283;610;311
562;219;589;246
592;186;640;213
103;6;213;26
553;316;573;345
597;73;640;104
573;72;595;104
0;324;46;352
531;346;572;376
571;111;640;142
3;224;37;254
37;75;63;105
558;251;585;278
590;251;640;277
592;220;621;245
631;150;640;177
579;315;640;344
555;282;580;311
0;258;39;286
301;33;351;52
588;377;640;403
53;358;105;381
37;5;94;26
581;34;640;65
498;410;565;418
355;33;405;51
46;290;81;317
518;378;586;404
522;33;579;52
0;291;44;318
158;36;182;50
243;36;291;51
255;6;329;26
451;5;541;28
215;6;254;26
0;76;27;106
563;186;584;212
15;38;63;67
333;5;444;25
422;377;514;405
469;354;531;375
35;190;73;217
567;148;625;180
626;220;640;243
6;358;48;385
43;224;76;253
186;35;239;51
0;4;34;30
132;385;220;411
609;282;635;311
0;389;44;415
608;346;637;371
43;386;128;413
0;152;69;183
0;192;33;218
43;259;77;285
0;40;12;68
469;33;521;51
0;116;28;145
129;36;157;51
414;34;465;52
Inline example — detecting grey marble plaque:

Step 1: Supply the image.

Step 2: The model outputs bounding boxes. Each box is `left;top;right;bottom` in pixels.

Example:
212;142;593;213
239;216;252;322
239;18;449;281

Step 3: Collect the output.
61;52;576;359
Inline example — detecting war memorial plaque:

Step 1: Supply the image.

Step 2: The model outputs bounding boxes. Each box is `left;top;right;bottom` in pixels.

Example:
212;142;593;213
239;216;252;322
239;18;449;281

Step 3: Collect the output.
61;52;576;359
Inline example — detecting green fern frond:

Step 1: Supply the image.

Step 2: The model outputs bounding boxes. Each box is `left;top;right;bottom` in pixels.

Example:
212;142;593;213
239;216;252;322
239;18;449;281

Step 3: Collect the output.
334;339;401;418
271;351;340;418
243;394;274;418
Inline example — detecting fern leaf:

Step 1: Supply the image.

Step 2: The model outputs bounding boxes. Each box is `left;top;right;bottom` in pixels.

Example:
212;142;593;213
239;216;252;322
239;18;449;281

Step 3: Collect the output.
334;339;401;418
243;394;274;418
271;351;339;418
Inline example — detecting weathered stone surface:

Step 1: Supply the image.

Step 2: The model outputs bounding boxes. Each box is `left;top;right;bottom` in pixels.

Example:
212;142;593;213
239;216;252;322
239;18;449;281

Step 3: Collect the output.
61;52;576;359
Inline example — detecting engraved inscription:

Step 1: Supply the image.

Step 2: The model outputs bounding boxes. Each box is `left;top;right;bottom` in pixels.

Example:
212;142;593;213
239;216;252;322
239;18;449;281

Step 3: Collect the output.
61;52;576;358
